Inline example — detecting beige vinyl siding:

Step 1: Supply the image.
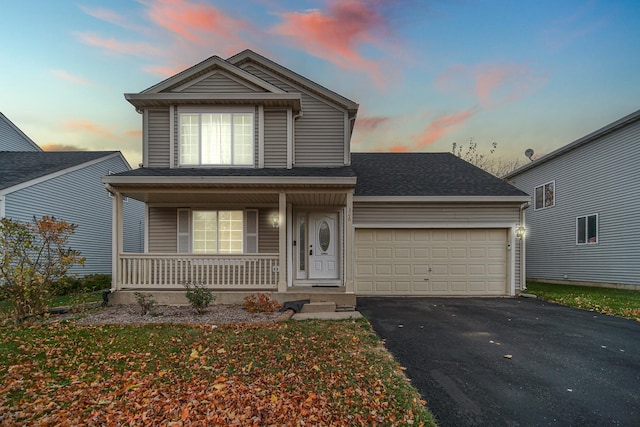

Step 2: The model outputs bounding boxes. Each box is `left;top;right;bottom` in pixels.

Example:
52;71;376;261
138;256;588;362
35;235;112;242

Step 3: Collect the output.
241;64;346;166
147;109;171;168
353;203;521;224
259;208;279;253
148;207;177;252
148;207;278;254
178;72;265;93
264;110;287;167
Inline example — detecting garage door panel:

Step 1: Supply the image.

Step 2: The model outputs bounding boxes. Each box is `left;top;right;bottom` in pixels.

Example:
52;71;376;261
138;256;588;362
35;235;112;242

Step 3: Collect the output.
355;228;508;296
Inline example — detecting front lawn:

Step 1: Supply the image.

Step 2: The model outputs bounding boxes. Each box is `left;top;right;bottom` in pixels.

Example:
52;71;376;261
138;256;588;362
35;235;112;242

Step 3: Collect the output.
0;319;435;426
525;282;640;320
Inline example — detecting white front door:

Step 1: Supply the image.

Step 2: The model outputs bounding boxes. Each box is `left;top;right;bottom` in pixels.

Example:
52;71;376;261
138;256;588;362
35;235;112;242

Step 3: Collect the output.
308;213;339;279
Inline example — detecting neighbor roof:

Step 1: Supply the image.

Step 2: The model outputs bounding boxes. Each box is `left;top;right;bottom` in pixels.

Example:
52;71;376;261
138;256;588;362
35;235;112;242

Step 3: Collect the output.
350;153;529;198
0;151;118;191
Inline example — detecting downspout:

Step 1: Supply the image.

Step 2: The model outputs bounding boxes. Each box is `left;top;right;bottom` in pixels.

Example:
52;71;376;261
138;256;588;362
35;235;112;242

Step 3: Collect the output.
519;201;530;291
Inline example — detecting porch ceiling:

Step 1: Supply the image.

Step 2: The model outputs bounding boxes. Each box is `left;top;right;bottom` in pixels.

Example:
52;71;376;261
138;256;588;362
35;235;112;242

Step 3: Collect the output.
113;185;351;205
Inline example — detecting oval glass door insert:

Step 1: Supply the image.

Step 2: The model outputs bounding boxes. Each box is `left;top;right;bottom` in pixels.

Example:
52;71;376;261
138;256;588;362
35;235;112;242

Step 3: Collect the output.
318;221;330;252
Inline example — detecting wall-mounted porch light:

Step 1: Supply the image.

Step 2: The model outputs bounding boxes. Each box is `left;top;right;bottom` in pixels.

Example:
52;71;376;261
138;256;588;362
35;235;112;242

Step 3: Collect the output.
516;225;527;240
271;213;280;229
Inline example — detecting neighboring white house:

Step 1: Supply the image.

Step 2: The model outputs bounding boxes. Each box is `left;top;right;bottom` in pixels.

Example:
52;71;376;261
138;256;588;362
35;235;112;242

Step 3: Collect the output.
0;113;144;276
505;108;640;289
104;50;529;305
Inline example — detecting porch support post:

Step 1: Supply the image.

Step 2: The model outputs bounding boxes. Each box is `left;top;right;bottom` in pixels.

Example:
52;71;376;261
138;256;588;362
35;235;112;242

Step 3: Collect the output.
278;192;287;292
111;191;124;292
345;191;355;293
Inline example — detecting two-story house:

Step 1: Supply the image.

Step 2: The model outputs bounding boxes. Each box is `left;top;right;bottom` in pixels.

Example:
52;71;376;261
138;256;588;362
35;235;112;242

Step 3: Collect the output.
104;50;529;305
505;109;640;289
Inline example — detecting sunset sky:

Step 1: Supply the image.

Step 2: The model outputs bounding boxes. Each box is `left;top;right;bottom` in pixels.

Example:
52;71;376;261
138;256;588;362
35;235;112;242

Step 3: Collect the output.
1;0;639;166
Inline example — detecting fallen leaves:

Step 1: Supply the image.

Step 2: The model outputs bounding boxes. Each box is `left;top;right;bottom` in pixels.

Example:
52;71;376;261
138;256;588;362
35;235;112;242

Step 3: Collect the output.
0;321;434;426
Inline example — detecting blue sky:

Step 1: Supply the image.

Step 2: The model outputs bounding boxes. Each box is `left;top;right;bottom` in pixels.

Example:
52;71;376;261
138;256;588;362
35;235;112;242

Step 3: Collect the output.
1;0;639;166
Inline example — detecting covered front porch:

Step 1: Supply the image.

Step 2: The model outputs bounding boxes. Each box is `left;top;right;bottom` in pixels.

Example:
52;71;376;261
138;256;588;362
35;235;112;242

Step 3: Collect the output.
104;172;357;305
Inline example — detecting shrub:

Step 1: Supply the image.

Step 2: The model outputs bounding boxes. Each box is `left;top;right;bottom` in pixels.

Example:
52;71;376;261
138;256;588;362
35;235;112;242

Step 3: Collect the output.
184;282;215;314
0;216;85;319
134;292;157;316
243;293;281;313
51;274;112;296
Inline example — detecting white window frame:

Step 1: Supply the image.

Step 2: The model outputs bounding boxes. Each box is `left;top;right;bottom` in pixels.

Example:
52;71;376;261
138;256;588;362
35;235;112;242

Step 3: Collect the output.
534;180;555;211
576;213;598;245
176;209;258;254
177;106;255;167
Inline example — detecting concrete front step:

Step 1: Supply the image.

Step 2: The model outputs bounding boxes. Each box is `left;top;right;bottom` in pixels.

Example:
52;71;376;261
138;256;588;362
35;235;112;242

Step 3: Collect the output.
300;301;336;313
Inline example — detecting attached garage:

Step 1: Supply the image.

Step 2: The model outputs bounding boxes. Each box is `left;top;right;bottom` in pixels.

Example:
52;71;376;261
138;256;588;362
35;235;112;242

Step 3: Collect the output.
355;228;509;296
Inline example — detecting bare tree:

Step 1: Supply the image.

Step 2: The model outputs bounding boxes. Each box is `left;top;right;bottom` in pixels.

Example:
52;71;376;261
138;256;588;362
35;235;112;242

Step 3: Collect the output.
451;139;525;177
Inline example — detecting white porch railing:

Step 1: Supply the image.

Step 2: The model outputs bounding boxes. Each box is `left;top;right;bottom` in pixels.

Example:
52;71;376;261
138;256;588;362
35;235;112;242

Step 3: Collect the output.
117;253;279;290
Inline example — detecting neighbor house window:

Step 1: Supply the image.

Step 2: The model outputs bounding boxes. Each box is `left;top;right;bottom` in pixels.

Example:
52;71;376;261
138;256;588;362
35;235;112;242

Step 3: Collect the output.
534;181;555;210
179;112;254;166
177;209;258;254
576;214;598;245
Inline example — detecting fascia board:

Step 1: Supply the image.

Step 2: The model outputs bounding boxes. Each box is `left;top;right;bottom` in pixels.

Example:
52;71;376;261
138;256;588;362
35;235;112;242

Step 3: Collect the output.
124;93;302;111
142;56;284;94
102;176;357;186
228;51;359;112
1;152;120;196
353;195;532;203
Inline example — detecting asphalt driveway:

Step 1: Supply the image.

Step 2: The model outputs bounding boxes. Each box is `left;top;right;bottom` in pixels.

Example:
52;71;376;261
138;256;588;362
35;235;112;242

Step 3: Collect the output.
357;297;640;426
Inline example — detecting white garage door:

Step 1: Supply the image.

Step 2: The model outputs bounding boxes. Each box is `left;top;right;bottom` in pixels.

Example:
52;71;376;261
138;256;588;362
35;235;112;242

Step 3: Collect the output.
355;228;508;296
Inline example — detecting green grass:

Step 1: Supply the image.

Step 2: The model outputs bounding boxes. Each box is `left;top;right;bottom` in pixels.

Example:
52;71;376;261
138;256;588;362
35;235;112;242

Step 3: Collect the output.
525;282;640;320
0;291;103;317
0;319;435;426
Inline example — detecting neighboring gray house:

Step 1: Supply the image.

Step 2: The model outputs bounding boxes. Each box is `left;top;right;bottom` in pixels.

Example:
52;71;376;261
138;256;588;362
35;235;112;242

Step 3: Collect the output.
104;50;529;305
505;109;640;289
0;114;144;276
1;112;41;152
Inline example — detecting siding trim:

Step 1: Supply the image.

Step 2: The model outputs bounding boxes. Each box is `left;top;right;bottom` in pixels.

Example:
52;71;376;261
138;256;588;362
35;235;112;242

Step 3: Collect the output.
169;105;175;168
171;69;265;93
1;152;122;196
144;204;149;252
354;196;531;203
343;112;350;166
258;105;264;168
353;222;517;229
143;108;149;167
287;109;293;169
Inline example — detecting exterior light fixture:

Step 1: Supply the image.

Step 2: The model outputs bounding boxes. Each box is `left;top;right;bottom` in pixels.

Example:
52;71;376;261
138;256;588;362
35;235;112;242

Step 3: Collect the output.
271;213;280;229
516;225;527;240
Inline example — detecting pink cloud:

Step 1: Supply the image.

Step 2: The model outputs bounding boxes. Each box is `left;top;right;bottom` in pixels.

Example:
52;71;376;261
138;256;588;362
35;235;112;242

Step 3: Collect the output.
51;69;96;86
436;64;546;109
388;144;411;153
78;5;145;32
75;32;163;58
124;129;143;137
144;0;248;56
273;0;390;84
41;143;87;152
63;119;117;139
410;108;477;149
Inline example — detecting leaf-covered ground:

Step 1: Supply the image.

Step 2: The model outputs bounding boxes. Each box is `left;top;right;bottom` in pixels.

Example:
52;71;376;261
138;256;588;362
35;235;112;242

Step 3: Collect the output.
0;319;435;426
526;282;640;320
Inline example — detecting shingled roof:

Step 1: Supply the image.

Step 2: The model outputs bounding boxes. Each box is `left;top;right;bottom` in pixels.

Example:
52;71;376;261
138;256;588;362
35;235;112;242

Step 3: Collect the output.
350;152;528;197
0;151;118;191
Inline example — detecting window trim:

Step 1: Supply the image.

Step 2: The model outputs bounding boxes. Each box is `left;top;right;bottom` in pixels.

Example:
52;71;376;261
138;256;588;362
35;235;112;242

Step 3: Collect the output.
576;213;598;245
177;106;255;168
534;180;555;211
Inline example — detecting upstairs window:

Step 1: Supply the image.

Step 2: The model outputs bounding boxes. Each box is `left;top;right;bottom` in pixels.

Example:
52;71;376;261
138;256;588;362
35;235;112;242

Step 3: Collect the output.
534;181;555;210
179;112;254;166
577;214;598;245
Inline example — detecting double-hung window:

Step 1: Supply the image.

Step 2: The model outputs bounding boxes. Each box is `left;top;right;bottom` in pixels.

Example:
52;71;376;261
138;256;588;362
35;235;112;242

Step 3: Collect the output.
179;110;254;166
576;214;598;245
534;181;555;210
